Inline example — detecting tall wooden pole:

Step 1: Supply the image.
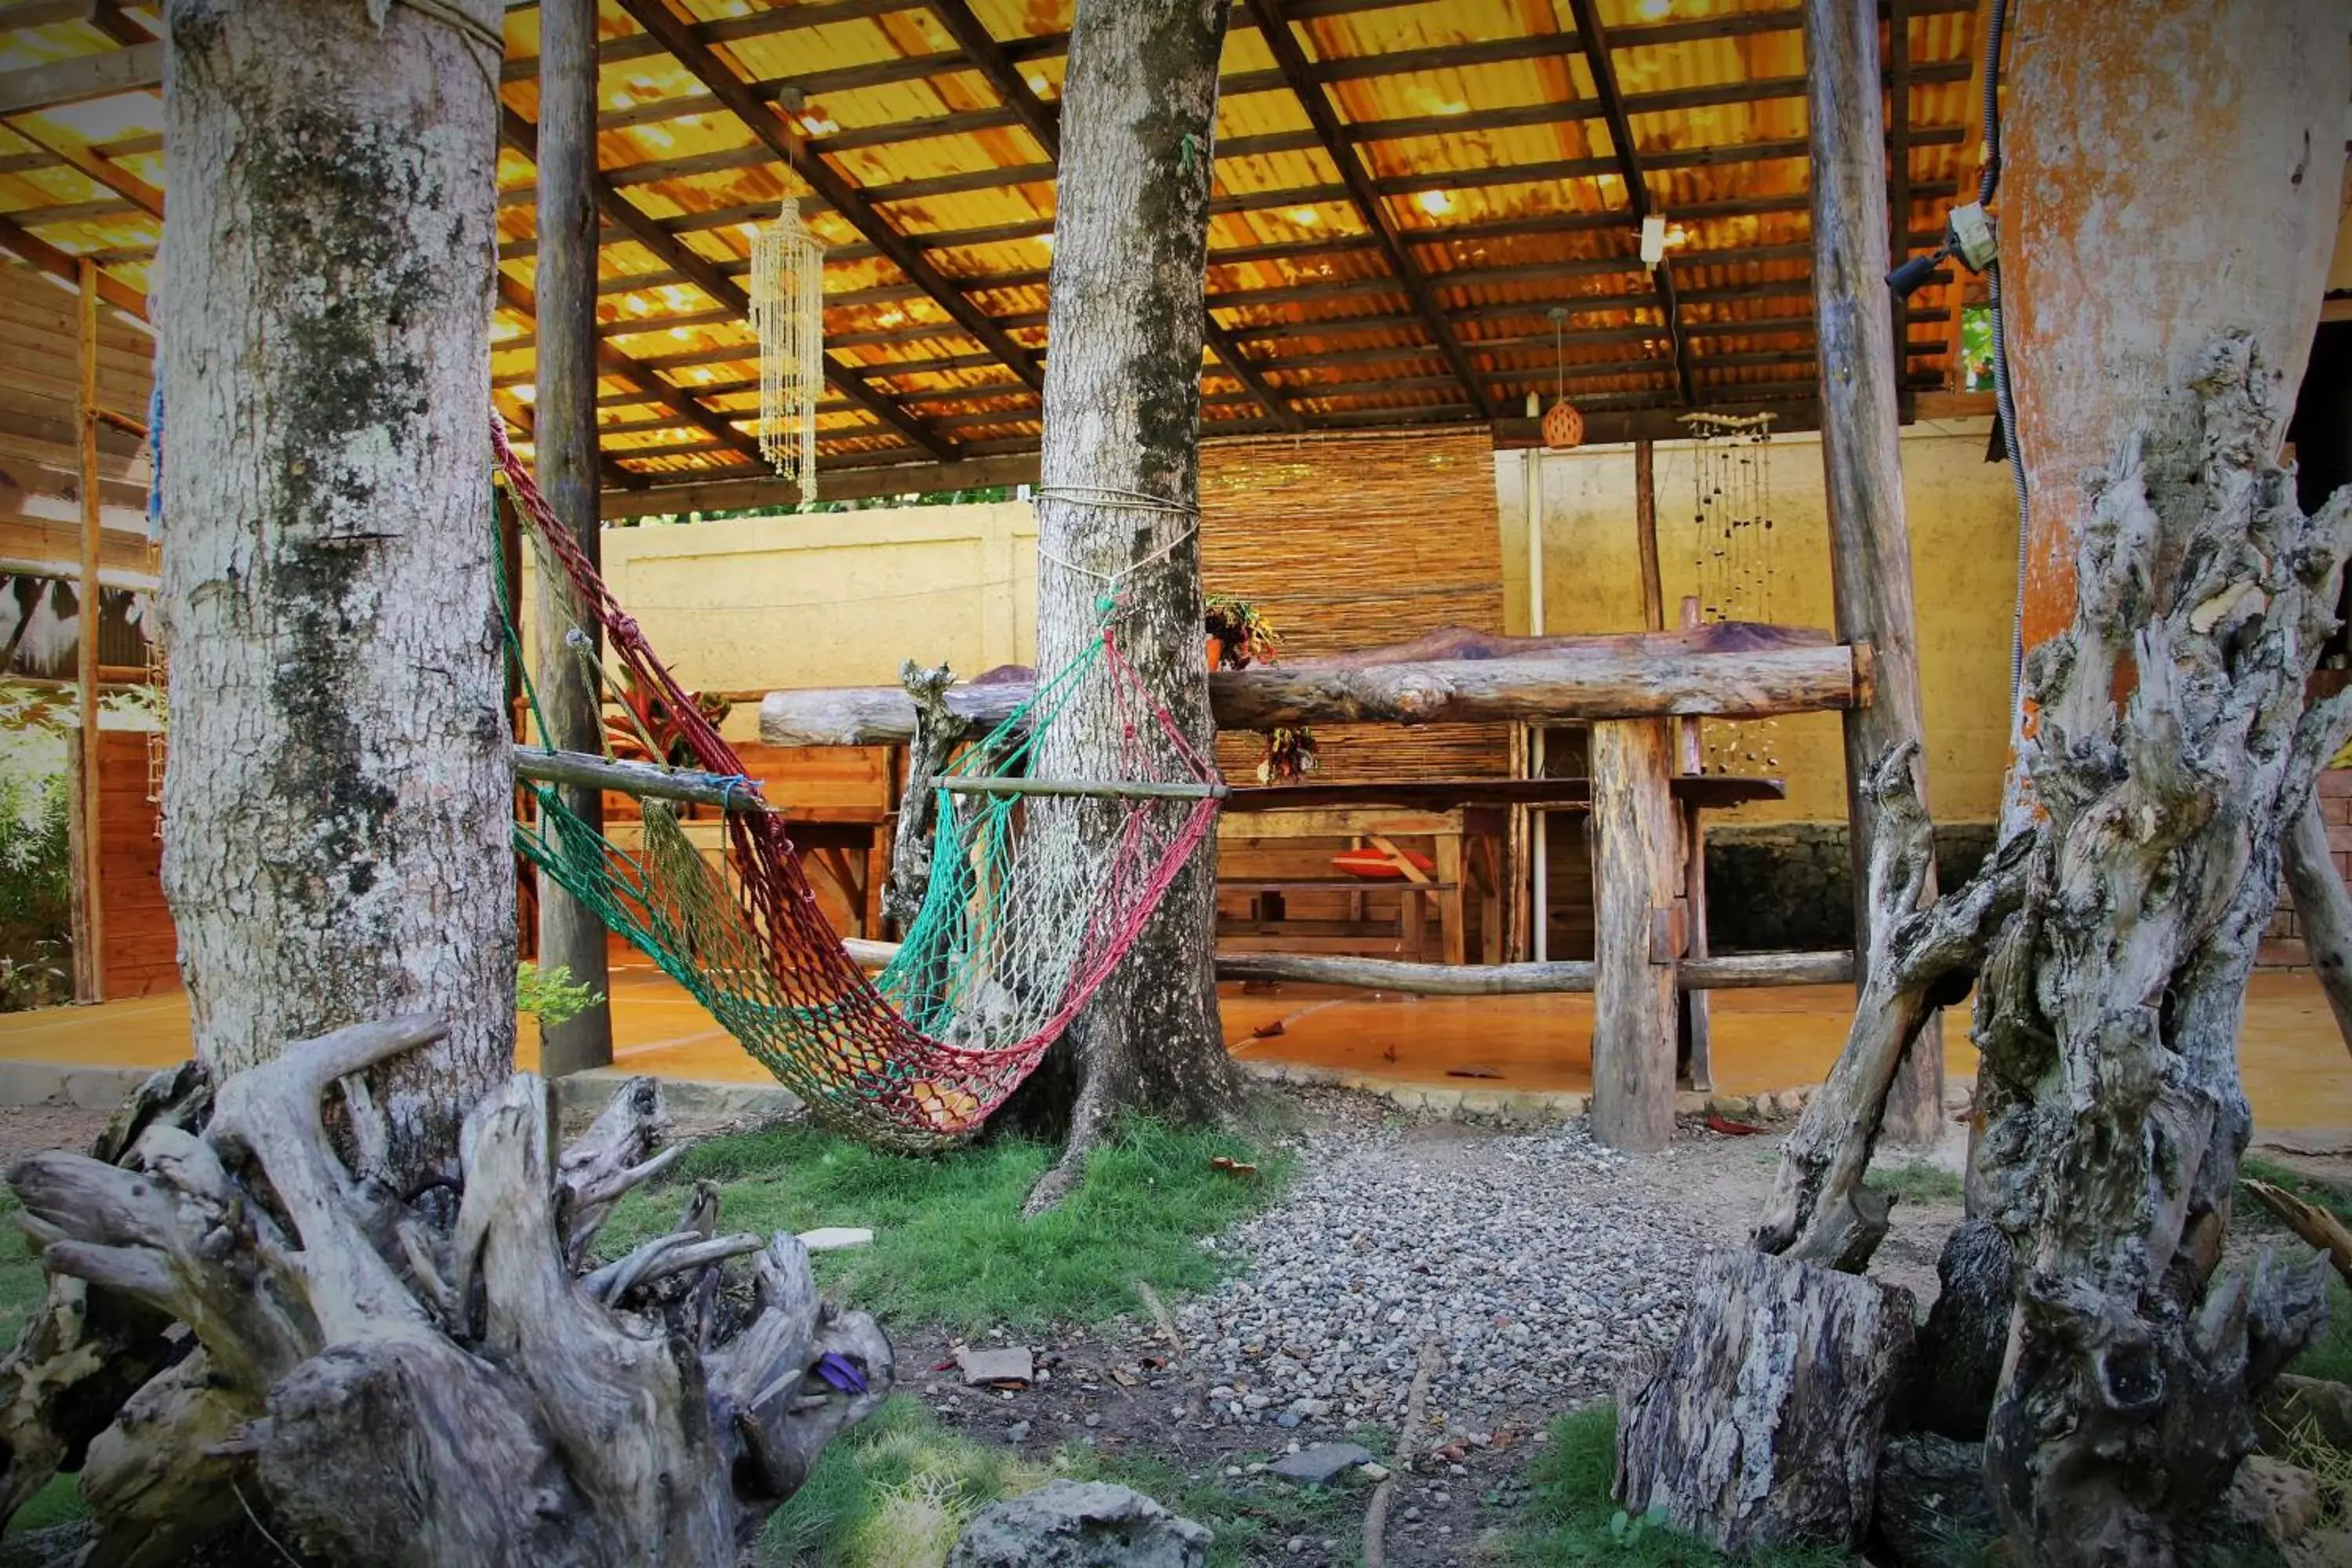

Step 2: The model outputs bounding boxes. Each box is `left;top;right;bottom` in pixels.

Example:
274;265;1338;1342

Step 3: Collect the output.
1634;438;1664;632
73;260;104;1004
532;0;612;1073
1804;0;1941;1146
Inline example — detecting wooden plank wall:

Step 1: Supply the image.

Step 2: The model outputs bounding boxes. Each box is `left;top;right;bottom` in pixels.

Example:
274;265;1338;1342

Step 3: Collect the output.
89;728;176;998
0;262;154;577
1198;427;1508;784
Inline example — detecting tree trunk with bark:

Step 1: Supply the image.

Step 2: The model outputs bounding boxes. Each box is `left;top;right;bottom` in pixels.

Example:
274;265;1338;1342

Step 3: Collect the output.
1616;1250;1916;1554
1968;337;2344;1559
1003;0;1246;1207
0;1028;891;1564
157;0;516;1185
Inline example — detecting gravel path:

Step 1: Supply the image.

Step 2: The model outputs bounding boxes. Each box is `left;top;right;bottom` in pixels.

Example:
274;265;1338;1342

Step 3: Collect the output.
1174;1097;1756;1446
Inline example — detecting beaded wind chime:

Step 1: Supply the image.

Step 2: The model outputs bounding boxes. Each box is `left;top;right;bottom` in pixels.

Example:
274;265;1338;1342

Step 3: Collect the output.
750;197;825;502
1680;410;1780;775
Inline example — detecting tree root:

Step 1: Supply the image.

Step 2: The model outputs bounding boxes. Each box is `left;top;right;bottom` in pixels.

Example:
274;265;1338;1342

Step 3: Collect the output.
0;1022;893;1565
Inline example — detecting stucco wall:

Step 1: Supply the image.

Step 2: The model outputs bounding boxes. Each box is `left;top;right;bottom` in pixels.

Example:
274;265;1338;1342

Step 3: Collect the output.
586;500;1037;744
1494;416;2021;827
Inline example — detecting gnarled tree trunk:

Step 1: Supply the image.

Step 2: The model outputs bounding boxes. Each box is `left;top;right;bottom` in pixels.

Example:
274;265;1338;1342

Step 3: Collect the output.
1006;0;1246;1207
0;1026;891;1564
158;0;516;1184
1969;337;2343;1563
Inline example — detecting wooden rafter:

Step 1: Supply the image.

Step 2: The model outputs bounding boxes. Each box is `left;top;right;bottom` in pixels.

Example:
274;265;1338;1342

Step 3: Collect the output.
497;103;951;463
0;42;158;116
1243;0;1497;420
0;211;144;321
612;0;1047;401
494;274;651;492
1563;0;1694;408
924;0;1302;432
2;117;160;217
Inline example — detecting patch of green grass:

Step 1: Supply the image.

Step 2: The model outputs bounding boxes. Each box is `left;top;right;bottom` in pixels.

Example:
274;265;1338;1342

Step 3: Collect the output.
1514;1406;1853;1566
757;1397;1361;1568
2;1473;83;1538
2238;1160;2352;1383
757;1397;1045;1566
1871;1160;1965;1208
598;1116;1287;1332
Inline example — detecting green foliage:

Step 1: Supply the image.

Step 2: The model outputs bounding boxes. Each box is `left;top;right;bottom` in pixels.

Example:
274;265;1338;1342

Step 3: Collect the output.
756;1398;1359;1568
1515;1406;1852;1566
515;961;603;1029
0;693;72;1014
2240;1159;2352;1383
1871;1160;1966;1208
757;1398;1047;1567
597;1116;1286;1333
1959;305;1994;391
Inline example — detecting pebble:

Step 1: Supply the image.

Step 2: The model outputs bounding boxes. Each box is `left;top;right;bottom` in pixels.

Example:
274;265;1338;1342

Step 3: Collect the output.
1004;1421;1031;1444
1171;1104;1717;1432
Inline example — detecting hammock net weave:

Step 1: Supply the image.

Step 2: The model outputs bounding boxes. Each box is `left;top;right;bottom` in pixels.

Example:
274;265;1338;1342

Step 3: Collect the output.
492;425;1220;1149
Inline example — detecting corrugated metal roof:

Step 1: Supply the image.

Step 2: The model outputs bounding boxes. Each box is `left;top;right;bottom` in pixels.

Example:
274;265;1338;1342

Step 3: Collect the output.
0;0;1986;492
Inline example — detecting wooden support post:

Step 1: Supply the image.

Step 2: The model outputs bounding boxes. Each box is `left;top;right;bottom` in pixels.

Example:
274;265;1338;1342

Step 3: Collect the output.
73;259;104;1005
1677;594;1712;1089
1635;438;1664;633
1806;0;1941;1145
532;0;612;1074
1592;718;1680;1151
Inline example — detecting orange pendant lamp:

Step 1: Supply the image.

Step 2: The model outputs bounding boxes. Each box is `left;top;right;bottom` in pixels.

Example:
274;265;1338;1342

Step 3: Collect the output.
1540;305;1584;449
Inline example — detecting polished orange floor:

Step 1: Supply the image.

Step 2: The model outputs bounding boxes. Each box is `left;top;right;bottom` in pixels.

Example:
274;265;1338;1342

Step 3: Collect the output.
5;967;2348;1131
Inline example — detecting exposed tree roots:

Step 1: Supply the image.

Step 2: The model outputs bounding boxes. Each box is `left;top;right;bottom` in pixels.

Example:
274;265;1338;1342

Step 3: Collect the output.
0;1022;891;1566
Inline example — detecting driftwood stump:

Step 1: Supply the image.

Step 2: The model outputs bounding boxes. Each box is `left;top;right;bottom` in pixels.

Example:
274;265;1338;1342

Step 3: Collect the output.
0;1019;891;1566
1615;1249;1916;1554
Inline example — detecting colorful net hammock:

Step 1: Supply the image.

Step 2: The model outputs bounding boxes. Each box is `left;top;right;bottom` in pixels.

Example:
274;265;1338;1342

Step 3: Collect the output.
492;424;1221;1150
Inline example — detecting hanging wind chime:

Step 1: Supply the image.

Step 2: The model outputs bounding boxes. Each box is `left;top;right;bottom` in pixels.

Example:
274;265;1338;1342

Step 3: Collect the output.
1679;410;1781;775
750;196;825;502
1540;306;1584;449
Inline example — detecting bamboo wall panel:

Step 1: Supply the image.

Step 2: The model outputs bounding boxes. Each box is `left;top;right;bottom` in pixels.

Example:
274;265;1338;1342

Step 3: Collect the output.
1198;428;1508;786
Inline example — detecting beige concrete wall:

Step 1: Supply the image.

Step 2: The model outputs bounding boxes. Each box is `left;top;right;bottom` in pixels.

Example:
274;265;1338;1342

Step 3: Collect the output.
1494;416;2020;826
586;501;1037;743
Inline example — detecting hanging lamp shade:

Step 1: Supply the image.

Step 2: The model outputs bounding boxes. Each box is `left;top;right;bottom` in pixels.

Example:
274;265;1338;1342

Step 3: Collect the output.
1541;399;1585;449
1540;305;1583;448
750;197;825;501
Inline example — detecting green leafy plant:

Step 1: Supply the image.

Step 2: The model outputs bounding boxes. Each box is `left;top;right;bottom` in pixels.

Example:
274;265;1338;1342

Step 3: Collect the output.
0;692;73;1014
517;960;604;1029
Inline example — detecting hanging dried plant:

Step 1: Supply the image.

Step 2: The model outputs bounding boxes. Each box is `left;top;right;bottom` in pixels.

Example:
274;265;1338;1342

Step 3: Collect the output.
1203;593;1281;670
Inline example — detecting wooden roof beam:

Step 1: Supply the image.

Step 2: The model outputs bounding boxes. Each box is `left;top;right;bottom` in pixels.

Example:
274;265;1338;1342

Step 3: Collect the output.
1243;0;1496;420
0;211;145;321
499;103;952;462
925;0;1302;432
1;116;160;217
0;42;158;116
1564;0;1693;407
612;0;1046;401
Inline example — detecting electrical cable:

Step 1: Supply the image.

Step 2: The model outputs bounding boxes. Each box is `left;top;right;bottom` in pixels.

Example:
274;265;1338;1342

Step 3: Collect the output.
1977;0;2031;715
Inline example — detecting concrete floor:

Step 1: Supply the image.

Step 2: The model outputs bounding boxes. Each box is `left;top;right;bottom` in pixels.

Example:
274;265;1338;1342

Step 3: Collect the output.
4;965;2348;1131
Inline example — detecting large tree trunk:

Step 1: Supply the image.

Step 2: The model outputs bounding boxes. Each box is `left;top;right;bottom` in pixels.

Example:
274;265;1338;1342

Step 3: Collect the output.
1004;0;1245;1205
157;0;515;1185
1962;9;2352;1560
1970;338;2343;1560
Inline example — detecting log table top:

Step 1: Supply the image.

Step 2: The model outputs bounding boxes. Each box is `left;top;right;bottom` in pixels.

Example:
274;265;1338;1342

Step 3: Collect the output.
1220;775;1784;814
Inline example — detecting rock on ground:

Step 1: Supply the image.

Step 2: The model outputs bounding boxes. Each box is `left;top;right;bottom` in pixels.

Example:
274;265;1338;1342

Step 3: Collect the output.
948;1479;1210;1568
